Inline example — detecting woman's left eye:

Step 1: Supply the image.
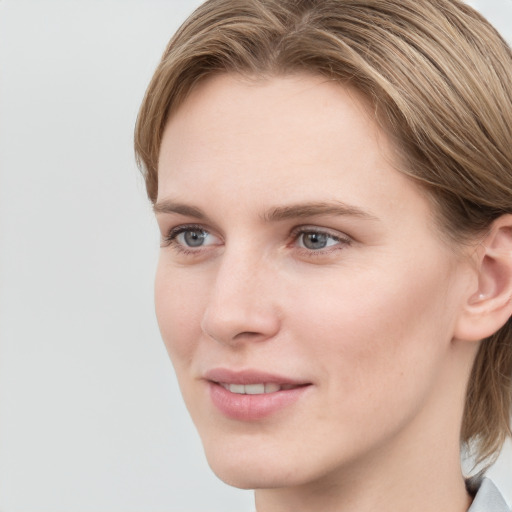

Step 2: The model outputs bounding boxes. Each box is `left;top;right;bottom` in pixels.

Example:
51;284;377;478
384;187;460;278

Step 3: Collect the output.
295;230;348;251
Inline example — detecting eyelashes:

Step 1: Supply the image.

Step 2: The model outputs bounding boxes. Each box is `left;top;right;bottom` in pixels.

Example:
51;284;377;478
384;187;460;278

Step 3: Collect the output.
162;224;221;253
161;223;352;257
293;229;350;252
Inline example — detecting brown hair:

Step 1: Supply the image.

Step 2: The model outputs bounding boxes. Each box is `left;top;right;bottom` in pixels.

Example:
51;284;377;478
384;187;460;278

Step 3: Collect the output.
135;0;512;465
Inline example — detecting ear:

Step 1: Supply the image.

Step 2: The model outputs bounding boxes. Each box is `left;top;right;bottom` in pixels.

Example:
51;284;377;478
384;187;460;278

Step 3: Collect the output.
454;214;512;342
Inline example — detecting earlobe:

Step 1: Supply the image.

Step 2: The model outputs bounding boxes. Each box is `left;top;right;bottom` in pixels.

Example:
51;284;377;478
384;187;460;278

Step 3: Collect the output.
454;215;512;342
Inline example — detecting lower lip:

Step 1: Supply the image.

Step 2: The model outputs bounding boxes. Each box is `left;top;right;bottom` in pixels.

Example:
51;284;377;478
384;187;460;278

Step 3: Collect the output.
208;382;310;421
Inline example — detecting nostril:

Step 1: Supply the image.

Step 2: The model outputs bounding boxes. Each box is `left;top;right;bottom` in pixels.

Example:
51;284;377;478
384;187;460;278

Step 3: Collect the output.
236;331;262;337
233;331;265;341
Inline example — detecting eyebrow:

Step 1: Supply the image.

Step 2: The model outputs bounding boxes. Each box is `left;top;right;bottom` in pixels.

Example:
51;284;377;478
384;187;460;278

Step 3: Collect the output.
153;201;206;218
153;199;379;222
262;201;379;222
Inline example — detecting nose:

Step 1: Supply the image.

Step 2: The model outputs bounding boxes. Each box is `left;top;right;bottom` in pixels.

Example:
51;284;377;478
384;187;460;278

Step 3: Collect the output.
200;249;281;346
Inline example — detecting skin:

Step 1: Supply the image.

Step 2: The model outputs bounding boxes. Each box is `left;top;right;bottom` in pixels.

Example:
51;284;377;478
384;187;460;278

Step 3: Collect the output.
154;73;481;512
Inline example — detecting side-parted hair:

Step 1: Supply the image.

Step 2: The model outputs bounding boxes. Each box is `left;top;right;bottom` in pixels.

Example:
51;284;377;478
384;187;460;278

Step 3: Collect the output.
135;0;512;465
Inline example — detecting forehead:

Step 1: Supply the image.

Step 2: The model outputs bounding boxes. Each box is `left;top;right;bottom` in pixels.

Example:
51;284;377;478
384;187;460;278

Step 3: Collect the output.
165;72;378;140
159;74;390;188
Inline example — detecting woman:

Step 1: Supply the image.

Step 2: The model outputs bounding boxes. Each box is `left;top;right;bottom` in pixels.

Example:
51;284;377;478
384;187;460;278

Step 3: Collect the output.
135;1;512;510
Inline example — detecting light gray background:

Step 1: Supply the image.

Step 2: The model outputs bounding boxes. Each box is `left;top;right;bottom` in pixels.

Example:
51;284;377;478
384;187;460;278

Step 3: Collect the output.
0;1;511;511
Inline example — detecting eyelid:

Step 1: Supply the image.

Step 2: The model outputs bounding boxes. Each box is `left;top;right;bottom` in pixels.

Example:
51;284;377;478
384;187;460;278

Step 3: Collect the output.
290;225;352;241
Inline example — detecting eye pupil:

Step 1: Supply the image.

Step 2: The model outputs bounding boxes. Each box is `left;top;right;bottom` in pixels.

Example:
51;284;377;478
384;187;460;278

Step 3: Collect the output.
302;232;328;250
184;229;207;247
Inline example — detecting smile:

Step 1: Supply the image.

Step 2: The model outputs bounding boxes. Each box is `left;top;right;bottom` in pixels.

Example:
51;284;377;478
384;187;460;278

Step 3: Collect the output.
205;370;312;421
219;383;300;394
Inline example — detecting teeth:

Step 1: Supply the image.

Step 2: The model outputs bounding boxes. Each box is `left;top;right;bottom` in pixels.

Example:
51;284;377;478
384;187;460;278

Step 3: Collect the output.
229;384;245;394
265;383;280;393
220;383;286;395
245;383;265;395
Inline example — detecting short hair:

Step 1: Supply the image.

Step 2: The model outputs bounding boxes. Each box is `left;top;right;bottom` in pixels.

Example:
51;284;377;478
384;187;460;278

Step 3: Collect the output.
135;0;512;465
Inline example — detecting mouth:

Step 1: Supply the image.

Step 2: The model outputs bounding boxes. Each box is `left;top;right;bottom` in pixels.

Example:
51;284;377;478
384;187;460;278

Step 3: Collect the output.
217;382;306;394
205;369;312;421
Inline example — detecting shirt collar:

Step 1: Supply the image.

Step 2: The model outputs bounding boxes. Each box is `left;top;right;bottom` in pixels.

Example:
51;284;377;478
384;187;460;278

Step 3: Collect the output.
467;477;510;512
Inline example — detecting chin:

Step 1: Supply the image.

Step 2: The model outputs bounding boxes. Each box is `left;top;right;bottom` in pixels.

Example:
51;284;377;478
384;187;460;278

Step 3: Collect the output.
210;466;275;490
207;456;302;490
199;431;333;490
202;441;281;488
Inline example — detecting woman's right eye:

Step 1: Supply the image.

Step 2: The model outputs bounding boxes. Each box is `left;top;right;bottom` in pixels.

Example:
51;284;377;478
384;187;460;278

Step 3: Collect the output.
176;228;209;247
163;225;221;252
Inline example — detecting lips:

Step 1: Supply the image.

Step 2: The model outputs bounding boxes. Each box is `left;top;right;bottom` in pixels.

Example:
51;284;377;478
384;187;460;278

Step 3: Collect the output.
205;369;311;421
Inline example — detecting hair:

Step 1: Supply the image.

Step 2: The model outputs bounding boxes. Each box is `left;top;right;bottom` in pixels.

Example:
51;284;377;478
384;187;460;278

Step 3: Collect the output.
135;0;512;466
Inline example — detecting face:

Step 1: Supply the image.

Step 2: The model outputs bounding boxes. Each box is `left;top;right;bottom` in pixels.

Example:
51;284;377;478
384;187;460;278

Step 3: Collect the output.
155;74;473;489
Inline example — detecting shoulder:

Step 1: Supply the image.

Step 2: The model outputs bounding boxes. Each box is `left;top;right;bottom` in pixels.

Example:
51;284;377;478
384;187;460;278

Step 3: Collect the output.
467;477;511;512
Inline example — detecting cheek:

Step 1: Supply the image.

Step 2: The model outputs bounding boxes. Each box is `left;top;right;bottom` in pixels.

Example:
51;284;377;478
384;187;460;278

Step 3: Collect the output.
286;258;458;411
154;262;205;364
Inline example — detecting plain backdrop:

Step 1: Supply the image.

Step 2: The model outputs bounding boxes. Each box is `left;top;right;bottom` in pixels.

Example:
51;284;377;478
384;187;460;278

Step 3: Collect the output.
0;1;511;511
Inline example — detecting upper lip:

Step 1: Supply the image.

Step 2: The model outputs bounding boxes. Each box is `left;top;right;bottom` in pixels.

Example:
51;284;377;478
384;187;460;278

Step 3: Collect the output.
204;368;310;386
